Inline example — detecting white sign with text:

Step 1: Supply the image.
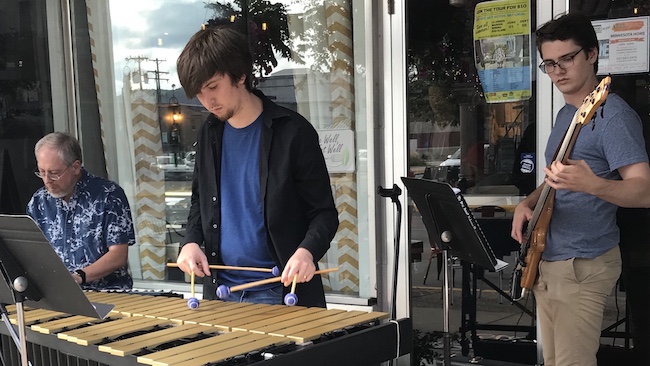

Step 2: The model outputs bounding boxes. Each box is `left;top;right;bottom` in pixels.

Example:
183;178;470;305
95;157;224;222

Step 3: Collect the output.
318;129;355;173
593;16;650;75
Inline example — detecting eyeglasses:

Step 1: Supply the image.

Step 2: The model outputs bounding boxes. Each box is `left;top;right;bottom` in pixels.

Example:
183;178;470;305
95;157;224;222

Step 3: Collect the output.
34;165;70;181
538;48;584;74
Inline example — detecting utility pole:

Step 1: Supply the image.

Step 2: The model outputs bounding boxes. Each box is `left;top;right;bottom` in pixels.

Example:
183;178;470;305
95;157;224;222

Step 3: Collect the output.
146;59;170;155
148;58;169;104
125;55;149;90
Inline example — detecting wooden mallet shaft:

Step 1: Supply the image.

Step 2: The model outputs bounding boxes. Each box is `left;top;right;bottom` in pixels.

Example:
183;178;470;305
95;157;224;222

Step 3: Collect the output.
290;274;298;294
167;263;274;273
190;271;195;298
229;267;339;293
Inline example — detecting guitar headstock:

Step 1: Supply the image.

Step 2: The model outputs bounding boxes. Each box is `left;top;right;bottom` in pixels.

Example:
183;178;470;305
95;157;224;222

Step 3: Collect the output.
577;75;611;125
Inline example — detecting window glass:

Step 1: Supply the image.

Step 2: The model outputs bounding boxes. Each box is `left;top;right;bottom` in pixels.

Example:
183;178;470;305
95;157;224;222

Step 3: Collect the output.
408;0;537;197
566;1;650;190
0;1;53;214
568;1;650;136
89;0;371;299
406;0;539;346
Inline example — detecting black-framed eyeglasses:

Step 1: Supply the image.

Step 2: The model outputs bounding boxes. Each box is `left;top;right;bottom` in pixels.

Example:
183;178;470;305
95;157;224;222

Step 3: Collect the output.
34;165;70;181
538;48;584;74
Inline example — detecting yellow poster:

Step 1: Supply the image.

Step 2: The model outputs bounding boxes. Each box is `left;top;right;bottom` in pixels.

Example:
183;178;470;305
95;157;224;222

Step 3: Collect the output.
474;0;531;103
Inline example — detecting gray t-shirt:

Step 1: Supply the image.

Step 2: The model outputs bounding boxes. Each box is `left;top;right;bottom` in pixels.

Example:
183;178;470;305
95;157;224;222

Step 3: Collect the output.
543;93;648;261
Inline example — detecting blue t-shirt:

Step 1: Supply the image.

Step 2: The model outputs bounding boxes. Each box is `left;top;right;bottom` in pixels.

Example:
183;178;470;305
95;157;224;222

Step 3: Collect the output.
219;115;276;288
543;94;648;261
26;169;135;290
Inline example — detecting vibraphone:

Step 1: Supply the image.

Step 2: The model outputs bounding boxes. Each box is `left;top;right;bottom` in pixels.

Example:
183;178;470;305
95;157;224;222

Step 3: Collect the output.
0;292;412;366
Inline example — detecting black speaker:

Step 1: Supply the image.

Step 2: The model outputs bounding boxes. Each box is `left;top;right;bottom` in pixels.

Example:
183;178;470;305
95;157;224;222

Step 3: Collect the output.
473;338;537;365
597;345;636;366
473;338;635;365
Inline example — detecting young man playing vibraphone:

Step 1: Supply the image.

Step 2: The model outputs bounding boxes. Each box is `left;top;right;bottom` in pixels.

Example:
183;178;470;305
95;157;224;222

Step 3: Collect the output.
174;26;338;307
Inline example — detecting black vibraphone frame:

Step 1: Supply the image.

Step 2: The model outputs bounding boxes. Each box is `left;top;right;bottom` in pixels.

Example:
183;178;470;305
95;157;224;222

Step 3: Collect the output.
0;315;412;366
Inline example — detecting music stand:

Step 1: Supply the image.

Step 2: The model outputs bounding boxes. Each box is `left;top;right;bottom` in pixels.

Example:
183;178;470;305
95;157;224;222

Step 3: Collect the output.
0;214;114;366
401;177;506;366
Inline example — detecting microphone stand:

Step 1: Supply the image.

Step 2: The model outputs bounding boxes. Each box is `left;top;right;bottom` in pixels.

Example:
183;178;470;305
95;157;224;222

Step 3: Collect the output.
378;184;403;365
378;184;403;321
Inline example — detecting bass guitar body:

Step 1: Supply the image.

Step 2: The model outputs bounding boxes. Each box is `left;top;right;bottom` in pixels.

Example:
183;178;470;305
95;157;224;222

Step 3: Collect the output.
511;190;554;301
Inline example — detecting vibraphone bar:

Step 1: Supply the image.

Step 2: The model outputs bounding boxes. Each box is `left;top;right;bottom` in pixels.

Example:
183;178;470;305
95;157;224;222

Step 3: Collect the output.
0;292;412;366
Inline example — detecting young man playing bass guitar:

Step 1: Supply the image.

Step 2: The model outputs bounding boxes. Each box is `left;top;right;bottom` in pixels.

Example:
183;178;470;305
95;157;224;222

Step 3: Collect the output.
510;12;650;366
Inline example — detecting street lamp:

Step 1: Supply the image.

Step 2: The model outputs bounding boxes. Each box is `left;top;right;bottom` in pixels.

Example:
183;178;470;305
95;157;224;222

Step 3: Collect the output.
169;84;181;122
169;85;182;165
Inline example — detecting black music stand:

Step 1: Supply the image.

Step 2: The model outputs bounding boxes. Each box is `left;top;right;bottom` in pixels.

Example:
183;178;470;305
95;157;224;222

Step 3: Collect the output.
401;177;506;366
0;214;114;366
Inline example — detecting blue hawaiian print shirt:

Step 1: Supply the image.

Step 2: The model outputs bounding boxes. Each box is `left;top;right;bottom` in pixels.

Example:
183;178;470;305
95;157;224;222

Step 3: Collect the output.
26;168;135;290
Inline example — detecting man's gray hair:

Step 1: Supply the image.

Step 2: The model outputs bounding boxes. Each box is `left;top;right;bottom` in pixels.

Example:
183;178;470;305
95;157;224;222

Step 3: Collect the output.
34;132;83;165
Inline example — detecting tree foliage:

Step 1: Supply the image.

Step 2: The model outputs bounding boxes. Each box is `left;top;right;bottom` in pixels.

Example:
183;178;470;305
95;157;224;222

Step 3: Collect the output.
407;1;480;126
205;0;301;79
206;0;359;80
291;0;336;74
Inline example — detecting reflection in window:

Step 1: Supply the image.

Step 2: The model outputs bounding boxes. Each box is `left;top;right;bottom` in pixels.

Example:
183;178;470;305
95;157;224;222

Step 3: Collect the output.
84;1;371;298
408;1;537;197
0;1;52;213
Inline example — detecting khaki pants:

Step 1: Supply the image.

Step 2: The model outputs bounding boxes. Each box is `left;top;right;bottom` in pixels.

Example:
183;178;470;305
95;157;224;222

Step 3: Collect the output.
533;246;621;366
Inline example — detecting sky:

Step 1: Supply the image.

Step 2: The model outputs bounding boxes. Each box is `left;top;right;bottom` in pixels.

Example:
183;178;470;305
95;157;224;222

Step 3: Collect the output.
109;0;211;91
108;0;306;93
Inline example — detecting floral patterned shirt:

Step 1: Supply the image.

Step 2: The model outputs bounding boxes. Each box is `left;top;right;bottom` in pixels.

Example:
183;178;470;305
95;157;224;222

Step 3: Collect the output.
27;169;134;290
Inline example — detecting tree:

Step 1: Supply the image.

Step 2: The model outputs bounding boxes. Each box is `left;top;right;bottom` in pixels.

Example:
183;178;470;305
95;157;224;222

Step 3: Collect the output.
205;0;302;80
407;1;480;127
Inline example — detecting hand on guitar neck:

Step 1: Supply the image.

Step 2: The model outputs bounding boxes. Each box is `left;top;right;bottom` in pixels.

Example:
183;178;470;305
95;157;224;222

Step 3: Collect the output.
543;158;598;193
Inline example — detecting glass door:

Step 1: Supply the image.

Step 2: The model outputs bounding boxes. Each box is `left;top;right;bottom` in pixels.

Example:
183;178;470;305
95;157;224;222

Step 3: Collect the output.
406;0;540;360
0;1;54;213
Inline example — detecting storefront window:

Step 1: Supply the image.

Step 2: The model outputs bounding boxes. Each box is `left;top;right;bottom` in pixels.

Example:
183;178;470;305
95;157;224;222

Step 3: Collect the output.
80;0;374;300
0;1;53;214
407;0;537;197
569;1;650;125
406;0;539;342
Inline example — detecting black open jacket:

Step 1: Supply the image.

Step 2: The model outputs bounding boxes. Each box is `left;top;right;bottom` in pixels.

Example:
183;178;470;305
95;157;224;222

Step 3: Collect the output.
184;90;339;307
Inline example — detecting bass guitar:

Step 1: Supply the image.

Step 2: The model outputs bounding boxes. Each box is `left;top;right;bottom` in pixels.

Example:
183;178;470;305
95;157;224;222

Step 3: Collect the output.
510;75;612;301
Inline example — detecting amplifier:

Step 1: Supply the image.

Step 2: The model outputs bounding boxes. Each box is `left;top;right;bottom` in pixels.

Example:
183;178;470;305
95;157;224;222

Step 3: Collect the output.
473;338;635;365
473;338;537;365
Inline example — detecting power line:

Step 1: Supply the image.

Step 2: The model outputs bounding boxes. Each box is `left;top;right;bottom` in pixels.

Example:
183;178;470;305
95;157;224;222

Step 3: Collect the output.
125;55;149;90
148;58;169;104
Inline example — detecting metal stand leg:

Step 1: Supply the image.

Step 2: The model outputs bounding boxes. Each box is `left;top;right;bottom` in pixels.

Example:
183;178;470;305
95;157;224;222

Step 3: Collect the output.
536;311;544;366
16;302;28;366
1;302;31;366
423;249;435;285
442;249;452;366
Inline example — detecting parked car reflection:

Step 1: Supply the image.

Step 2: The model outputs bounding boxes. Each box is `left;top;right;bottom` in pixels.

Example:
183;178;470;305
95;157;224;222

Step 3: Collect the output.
165;196;190;226
184;151;196;166
427;147;461;184
154;155;193;181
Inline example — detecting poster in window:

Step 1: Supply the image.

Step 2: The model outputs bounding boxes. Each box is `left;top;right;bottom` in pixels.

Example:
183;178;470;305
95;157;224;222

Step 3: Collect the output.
473;0;532;103
592;16;649;75
318;129;356;173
